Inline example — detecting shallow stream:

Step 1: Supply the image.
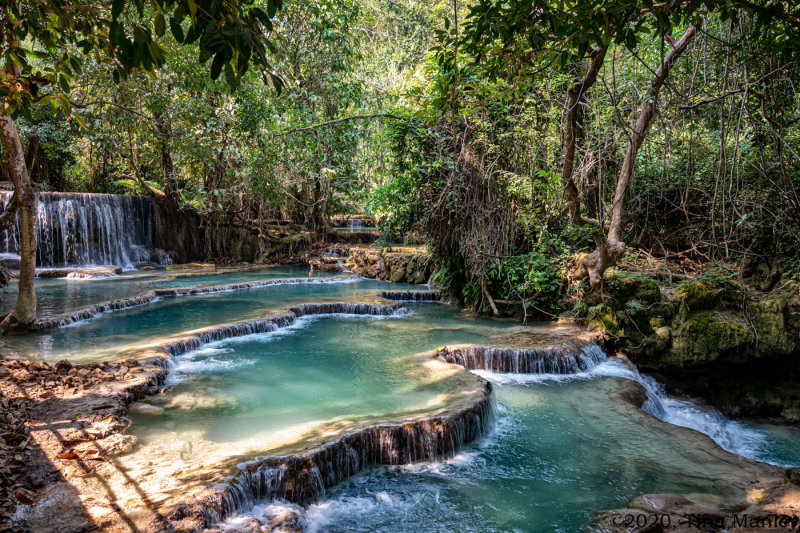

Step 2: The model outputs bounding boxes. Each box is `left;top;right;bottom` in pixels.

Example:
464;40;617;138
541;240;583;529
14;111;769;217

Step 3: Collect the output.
3;267;798;532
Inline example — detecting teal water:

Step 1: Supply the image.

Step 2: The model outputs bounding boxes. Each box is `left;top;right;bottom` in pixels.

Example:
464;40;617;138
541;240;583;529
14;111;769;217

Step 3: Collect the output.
0;266;327;318
129;304;516;463
237;373;793;533
0;271;159;316
5;270;799;532
1;277;420;362
150;266;338;287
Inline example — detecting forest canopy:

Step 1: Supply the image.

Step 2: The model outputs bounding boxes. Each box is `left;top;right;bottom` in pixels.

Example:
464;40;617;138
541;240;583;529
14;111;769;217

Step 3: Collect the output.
2;0;799;320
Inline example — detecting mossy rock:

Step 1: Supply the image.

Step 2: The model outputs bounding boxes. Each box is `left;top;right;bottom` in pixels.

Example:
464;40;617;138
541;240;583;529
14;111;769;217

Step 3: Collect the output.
673;280;740;317
667;310;755;367
749;298;797;356
589;305;621;338
601;272;662;306
675;281;716;312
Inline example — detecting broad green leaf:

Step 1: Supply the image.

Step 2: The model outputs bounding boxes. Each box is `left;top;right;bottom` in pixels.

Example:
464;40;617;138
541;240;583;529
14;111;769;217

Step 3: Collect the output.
169;18;185;42
109;22;125;48
71;111;87;129
210;51;225;80
224;62;236;91
154;13;166;37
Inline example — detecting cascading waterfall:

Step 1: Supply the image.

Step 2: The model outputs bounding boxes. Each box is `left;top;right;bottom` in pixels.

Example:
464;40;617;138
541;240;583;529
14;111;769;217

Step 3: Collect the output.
201;390;495;525
444;341;773;465
133;301;495;529
595;362;770;461
288;302;407;316
379;290;440;302
437;343;606;374
0;192;172;269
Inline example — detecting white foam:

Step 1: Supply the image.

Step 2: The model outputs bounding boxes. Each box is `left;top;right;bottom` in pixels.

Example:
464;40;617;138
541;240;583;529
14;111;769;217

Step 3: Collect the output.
473;369;594;385
218;501;306;532
475;351;778;466
303;494;420;533
65;271;118;280
587;359;773;463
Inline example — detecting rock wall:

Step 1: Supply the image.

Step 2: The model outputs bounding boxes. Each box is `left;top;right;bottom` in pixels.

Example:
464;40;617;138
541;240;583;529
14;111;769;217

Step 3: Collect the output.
583;273;800;419
346;247;433;284
205;223;317;263
204;224;261;262
151;197;204;263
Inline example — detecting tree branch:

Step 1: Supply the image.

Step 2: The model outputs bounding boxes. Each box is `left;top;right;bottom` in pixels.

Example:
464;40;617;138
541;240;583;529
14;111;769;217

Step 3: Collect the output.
283;113;405;134
679;88;745;110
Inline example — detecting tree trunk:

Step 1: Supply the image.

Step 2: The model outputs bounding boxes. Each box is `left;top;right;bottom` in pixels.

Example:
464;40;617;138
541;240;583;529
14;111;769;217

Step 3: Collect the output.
578;25;699;287
562;48;606;229
0;111;37;330
24;132;39;182
153;112;176;196
0;192;18;230
126;127;165;197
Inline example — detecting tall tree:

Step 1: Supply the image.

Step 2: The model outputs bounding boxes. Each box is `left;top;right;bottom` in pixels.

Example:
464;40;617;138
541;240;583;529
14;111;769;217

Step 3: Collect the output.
0;0;282;330
461;0;800;287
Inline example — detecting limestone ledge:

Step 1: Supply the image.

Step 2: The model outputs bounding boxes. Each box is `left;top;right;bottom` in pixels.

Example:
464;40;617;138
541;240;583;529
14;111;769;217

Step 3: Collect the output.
29;274;360;331
345;246;433;284
9;299;493;532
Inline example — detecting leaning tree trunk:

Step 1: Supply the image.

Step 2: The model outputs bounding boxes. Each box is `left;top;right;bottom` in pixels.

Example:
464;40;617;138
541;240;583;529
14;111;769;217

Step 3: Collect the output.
0;110;37;330
561;47;606;229
577;25;699;287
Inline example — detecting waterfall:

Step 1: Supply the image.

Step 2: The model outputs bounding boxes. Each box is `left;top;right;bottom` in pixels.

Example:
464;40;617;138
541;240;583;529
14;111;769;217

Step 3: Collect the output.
288;302;408;316
445;341;773;465
379;290;440;302
0;192;172;269
438;343;606;374
597;363;770;461
200;389;494;524
348;219;363;229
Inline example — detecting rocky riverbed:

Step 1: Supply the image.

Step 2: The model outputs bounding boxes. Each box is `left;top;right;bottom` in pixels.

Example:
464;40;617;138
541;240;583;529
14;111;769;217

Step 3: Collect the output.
0;357;166;532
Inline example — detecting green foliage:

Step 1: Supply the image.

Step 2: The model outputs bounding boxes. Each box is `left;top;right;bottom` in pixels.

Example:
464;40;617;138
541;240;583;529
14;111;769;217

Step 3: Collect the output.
368;110;439;239
1;0;282;123
486;250;563;314
2;0;799;323
625;299;644;314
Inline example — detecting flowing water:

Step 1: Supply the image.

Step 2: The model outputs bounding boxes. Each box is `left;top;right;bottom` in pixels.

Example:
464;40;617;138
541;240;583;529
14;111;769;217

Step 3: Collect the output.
0;192;171;269
0;266;335;323
149;266;339;287
224;357;800;533
125;305;516;472
0;274;419;362
3;267;799;532
254;379;737;533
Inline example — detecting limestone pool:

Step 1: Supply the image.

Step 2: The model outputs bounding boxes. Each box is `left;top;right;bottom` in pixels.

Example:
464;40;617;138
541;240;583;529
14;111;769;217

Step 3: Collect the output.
3;268;799;532
253;369;800;533
0;265;335;318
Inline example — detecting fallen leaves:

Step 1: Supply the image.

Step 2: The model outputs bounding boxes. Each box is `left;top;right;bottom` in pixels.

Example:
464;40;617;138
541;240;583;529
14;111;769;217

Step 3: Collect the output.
14;488;34;505
0;356;164;528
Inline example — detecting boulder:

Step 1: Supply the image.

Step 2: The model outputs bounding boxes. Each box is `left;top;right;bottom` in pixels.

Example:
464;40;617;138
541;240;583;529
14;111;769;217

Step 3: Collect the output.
583;272;800;418
345;247;433;284
128;403;164;416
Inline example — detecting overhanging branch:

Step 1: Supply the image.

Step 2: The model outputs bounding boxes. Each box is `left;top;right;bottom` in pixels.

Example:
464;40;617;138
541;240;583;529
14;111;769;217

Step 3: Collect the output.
282;113;406;134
